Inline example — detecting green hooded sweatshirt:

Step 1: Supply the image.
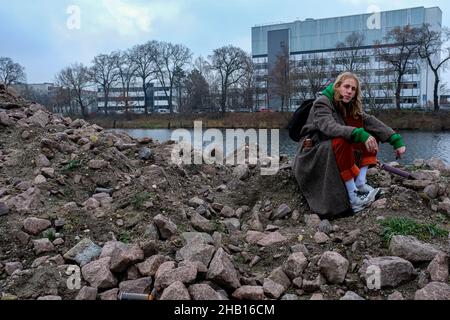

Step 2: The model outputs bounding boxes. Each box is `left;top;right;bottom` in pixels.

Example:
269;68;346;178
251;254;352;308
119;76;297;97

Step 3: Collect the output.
322;83;335;104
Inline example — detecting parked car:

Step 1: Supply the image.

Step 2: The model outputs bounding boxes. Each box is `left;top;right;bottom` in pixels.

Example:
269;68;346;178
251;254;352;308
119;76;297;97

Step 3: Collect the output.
156;108;170;114
258;107;273;112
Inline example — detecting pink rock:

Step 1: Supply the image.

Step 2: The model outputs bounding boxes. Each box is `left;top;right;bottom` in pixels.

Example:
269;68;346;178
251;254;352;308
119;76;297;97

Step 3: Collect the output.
9;187;41;214
160;281;191;300
109;243;144;272
75;286;98;300
5;262;23;275
23;217;51;235
232;286;265;300
155;262;197;289
32;238;55;255
119;277;152;294
136;255;170;276
318;251;349;284
88;159;108;169
153;214;178;240
188;284;227;300
427;253;449;282
314;231;329;244
99;288;119;300
415;282;450;300
283;252;308;279
263;278;285;299
206;248;241;290
257;232;287;246
81;257;118;289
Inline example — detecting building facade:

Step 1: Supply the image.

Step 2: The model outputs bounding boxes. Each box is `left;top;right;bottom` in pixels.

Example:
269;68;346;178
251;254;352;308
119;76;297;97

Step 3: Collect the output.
97;81;178;114
12;83;97;114
252;6;442;110
12;83;59;97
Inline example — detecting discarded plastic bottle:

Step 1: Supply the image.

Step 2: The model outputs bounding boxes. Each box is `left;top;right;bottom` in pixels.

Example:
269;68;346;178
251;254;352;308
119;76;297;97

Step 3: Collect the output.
118;292;152;300
118;288;159;300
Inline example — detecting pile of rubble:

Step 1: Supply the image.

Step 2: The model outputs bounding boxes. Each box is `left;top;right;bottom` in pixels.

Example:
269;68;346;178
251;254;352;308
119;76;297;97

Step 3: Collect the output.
0;84;449;300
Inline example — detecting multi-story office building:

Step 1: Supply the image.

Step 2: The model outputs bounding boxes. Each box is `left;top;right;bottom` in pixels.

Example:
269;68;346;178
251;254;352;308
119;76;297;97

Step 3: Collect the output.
97;81;178;113
13;82;59;97
252;6;442;110
12;82;97;114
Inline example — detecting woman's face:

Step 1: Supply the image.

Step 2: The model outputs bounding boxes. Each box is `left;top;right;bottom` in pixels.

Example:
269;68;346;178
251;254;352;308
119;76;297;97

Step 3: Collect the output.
337;78;357;103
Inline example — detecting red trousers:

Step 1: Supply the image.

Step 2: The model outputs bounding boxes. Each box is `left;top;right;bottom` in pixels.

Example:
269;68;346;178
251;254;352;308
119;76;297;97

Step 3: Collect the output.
332;112;377;182
332;138;377;182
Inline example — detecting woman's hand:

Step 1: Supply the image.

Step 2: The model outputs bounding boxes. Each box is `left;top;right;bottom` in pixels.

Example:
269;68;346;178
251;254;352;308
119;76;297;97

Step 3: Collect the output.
395;146;406;159
365;135;379;153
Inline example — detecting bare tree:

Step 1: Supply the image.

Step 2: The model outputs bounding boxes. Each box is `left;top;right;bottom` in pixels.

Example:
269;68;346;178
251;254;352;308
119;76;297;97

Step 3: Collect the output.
209;45;251;113
154;42;192;113
375;26;421;110
295;59;310;101
417;24;450;111
362;80;394;114
115;50;138;113
130;41;158;114
50;86;83;116
239;59;256;111
440;82;450;95
55;63;91;116
335;32;367;73
51;87;71;115
90;53;120;115
193;56;210;79
335;32;371;100
194;56;219;90
298;53;335;98
0;57;26;87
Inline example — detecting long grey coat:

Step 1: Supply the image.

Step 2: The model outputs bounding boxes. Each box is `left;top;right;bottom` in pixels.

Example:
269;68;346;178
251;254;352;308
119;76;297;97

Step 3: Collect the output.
292;95;396;217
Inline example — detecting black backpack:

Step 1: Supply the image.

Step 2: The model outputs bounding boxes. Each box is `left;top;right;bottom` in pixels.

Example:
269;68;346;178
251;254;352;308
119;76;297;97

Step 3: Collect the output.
288;98;315;142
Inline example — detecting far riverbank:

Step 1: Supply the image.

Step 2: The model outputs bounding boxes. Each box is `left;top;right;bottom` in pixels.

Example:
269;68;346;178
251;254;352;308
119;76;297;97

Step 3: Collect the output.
87;109;450;130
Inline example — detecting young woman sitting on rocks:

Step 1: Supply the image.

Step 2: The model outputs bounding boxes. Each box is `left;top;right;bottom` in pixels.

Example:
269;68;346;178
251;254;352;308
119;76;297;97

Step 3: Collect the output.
293;72;406;217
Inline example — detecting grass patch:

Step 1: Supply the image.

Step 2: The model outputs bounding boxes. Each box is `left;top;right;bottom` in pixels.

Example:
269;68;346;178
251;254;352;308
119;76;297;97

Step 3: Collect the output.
63;160;82;171
43;229;56;241
131;192;156;210
177;223;190;234
380;217;448;244
118;231;131;243
233;255;246;265
212;219;227;234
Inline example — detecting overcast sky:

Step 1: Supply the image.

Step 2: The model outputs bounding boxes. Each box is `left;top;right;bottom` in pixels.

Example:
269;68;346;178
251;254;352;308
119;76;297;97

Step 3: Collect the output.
1;0;449;83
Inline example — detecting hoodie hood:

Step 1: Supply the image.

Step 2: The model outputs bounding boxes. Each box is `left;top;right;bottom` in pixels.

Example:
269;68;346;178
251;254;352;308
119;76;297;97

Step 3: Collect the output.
322;83;334;104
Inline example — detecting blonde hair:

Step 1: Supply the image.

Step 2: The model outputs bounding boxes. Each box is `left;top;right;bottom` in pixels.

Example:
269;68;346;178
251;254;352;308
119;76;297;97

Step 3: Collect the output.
332;72;363;119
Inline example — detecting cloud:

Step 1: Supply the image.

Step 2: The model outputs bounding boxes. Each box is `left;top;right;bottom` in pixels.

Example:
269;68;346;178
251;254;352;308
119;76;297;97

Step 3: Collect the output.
48;0;188;65
61;0;184;36
99;0;154;34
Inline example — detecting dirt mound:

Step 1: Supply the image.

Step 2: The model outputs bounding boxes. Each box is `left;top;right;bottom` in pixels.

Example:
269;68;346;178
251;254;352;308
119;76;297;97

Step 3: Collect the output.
0;88;449;300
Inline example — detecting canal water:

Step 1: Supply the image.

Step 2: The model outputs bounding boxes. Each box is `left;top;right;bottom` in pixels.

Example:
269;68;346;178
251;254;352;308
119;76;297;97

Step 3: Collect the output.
115;128;450;165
